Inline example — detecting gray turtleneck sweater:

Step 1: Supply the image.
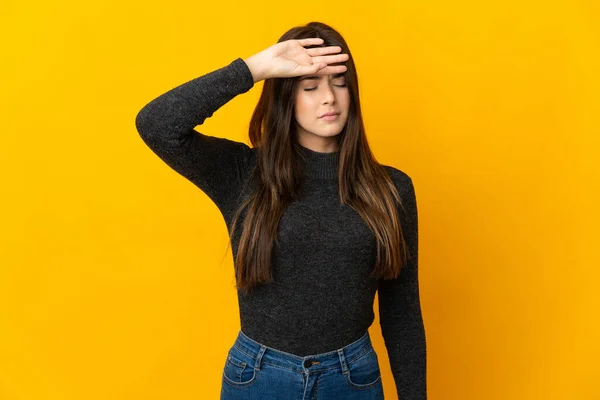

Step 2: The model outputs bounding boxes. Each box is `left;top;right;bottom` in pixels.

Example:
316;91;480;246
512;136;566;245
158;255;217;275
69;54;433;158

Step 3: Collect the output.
134;57;426;399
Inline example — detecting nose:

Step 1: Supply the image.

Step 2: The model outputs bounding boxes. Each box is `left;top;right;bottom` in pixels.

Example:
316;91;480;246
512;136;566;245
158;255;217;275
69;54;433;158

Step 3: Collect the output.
321;84;336;105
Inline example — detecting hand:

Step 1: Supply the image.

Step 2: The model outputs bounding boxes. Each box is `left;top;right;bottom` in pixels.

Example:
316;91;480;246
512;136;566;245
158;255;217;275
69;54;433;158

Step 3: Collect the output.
244;38;349;82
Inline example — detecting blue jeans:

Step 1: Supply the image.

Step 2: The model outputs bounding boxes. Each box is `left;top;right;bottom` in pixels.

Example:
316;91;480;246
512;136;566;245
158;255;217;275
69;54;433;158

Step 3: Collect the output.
220;329;385;399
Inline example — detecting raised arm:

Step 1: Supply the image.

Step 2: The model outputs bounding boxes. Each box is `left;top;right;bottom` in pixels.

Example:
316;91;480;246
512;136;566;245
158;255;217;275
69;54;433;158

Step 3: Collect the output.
134;39;350;214
378;173;427;399
134;57;256;214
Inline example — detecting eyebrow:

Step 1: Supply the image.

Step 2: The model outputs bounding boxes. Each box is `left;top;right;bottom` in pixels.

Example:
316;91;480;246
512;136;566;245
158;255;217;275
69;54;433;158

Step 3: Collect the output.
299;73;346;81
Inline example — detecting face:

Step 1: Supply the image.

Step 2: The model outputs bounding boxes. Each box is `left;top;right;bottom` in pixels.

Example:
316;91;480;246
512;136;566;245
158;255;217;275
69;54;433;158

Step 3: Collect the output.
293;72;350;151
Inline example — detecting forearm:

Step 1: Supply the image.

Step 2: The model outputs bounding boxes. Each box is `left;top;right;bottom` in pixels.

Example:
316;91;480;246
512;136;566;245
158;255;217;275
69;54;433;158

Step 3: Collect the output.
135;57;255;143
243;53;270;83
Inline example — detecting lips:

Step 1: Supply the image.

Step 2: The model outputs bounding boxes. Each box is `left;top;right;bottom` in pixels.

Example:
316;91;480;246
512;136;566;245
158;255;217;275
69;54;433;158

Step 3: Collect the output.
320;112;340;118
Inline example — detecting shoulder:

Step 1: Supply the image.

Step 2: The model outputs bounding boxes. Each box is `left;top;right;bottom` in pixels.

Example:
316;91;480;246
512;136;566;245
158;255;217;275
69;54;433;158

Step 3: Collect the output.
381;164;415;192
233;142;257;170
380;165;418;231
248;146;259;168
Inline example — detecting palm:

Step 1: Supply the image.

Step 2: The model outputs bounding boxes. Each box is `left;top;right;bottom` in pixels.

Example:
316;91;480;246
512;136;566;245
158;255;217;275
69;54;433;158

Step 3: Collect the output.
267;39;348;78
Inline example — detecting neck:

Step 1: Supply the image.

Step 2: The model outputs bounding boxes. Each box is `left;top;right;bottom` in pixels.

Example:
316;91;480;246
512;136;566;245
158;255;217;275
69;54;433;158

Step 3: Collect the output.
296;142;340;180
295;130;340;153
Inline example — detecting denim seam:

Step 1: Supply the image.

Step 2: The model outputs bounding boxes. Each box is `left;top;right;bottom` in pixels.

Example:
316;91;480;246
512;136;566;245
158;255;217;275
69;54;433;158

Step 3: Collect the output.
232;339;374;372
237;330;370;359
345;373;382;390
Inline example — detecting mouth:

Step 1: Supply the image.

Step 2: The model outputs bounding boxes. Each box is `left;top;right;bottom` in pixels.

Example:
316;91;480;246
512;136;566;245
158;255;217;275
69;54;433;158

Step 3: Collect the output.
319;112;340;119
320;113;340;121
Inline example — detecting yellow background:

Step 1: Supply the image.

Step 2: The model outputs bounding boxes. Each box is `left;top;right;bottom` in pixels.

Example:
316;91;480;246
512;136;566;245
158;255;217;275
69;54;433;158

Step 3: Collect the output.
1;1;598;399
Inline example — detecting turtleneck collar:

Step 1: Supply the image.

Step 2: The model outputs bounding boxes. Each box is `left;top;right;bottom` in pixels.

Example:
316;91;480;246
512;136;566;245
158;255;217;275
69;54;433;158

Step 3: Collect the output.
296;143;340;180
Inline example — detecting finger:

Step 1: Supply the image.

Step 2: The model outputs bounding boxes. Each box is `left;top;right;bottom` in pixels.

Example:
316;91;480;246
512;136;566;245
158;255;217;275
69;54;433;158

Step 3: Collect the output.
311;53;349;64
313;64;348;76
296;62;326;76
310;62;328;73
306;46;343;56
297;38;324;46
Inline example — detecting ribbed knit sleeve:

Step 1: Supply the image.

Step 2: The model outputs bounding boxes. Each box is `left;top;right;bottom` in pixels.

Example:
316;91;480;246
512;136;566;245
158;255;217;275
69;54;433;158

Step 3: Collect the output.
134;57;255;215
378;174;427;399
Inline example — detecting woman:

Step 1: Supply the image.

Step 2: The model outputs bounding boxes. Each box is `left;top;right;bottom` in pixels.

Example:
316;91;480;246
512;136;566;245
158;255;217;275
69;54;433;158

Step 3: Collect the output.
135;21;426;400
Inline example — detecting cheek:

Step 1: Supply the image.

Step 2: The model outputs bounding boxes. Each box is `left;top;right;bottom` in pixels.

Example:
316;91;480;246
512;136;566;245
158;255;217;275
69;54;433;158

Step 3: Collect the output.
340;91;351;108
294;95;316;116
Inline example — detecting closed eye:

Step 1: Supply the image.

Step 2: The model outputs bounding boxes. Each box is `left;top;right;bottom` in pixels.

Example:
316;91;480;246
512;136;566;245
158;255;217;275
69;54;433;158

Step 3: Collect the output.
304;84;347;91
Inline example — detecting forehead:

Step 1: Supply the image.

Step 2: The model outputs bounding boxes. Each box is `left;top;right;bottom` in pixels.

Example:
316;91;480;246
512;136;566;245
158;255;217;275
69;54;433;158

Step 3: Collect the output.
298;73;346;82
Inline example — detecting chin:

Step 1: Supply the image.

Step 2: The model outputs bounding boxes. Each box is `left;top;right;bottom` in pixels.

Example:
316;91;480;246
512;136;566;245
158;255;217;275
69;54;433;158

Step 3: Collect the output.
315;131;343;138
296;122;346;138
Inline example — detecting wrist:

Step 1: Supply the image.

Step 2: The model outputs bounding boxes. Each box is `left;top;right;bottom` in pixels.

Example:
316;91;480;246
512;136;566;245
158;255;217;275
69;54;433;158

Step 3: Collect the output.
243;54;269;83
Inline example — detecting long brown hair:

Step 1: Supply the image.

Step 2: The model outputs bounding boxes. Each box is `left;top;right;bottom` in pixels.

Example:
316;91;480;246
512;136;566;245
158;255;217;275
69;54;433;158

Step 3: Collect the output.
223;21;410;295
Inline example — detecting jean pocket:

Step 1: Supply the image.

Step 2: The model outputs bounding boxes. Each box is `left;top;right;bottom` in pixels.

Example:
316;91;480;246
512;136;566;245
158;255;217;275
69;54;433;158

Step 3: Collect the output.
222;345;258;388
344;347;382;390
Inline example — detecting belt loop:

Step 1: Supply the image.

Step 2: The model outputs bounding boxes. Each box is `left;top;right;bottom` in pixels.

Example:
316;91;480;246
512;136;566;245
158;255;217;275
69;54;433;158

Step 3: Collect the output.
254;345;267;370
337;348;348;373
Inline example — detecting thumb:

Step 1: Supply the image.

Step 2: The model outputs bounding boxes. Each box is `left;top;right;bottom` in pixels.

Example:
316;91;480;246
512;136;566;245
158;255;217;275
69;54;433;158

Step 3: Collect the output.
303;63;326;74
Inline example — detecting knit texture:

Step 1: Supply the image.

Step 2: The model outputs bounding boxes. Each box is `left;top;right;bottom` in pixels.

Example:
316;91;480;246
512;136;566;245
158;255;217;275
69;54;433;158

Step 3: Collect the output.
135;57;426;399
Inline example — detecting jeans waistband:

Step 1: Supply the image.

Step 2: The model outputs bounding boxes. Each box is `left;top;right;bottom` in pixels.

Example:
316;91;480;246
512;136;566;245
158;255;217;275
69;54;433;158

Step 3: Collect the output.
232;329;374;374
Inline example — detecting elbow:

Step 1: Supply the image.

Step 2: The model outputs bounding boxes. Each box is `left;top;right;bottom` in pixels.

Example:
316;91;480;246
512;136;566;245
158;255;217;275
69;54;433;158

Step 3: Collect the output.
134;105;165;151
135;106;152;137
134;105;164;147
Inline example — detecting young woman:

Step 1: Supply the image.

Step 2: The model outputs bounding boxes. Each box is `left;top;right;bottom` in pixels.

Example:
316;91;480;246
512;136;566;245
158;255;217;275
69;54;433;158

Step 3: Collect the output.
135;21;426;400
